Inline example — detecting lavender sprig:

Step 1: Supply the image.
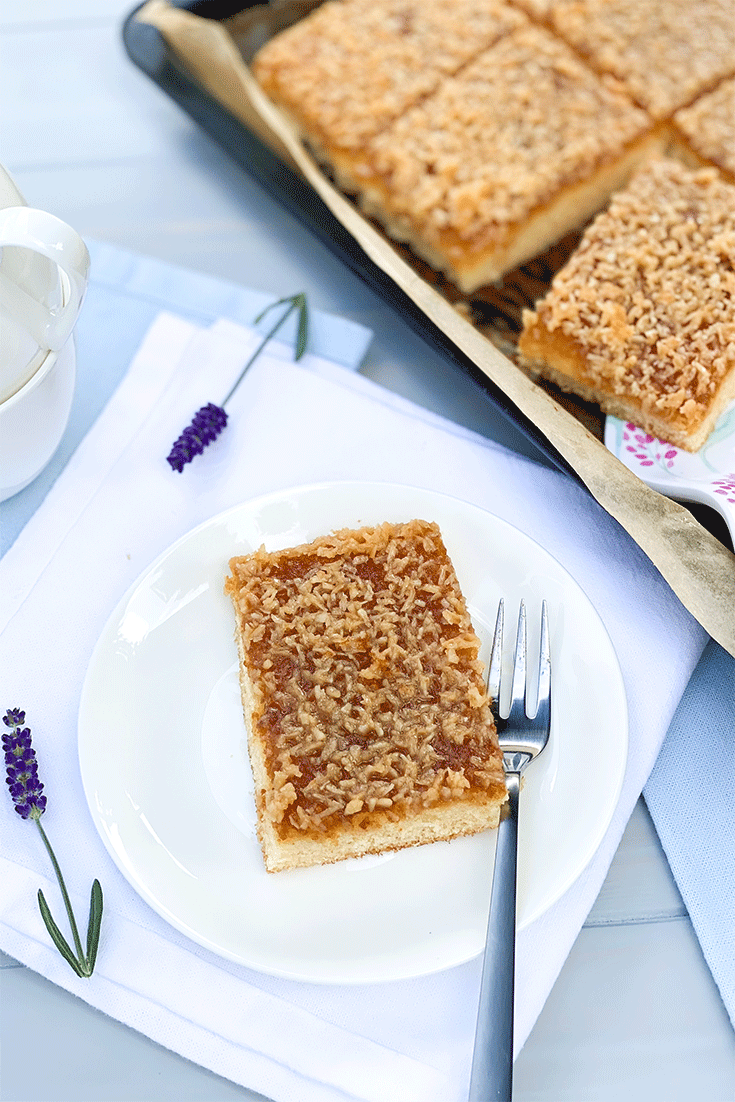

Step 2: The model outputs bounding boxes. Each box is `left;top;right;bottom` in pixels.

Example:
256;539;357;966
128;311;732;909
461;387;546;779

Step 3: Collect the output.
166;403;228;474
167;292;309;472
3;709;103;978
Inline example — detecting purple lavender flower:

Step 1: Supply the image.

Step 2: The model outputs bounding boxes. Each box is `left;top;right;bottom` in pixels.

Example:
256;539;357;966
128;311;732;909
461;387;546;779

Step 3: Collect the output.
3;709;46;820
3;709;102;977
166;292;308;472
166;403;228;472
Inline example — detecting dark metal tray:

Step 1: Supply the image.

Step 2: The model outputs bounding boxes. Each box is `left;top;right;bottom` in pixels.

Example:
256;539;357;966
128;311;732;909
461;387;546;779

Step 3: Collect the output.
121;0;587;484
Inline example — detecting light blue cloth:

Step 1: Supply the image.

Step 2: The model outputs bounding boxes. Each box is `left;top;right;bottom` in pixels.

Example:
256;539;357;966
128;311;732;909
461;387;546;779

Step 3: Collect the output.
0;238;371;556
645;641;735;1027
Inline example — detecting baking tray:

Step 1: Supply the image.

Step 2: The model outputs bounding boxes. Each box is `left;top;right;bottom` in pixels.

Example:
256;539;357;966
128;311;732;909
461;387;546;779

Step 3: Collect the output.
122;0;735;556
122;0;584;485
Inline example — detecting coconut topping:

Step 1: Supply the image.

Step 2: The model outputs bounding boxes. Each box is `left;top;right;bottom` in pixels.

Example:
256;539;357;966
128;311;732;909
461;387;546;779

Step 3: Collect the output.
225;520;504;835
523;158;735;428
509;0;552;15
549;0;735;119
366;25;651;255
673;78;735;182
252;0;527;153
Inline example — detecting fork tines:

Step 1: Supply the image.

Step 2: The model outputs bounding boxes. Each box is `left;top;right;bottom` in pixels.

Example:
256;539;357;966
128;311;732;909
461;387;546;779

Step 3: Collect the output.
488;599;551;733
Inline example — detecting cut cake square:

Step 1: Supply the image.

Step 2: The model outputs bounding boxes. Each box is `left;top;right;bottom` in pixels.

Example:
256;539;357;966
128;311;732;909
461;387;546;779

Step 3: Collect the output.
225;519;506;873
355;24;661;291
251;0;528;190
518;157;735;451
548;0;735;120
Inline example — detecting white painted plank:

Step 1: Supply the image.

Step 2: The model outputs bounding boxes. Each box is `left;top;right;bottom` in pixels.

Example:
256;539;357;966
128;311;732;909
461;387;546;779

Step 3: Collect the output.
0;0;132;28
0;23;192;168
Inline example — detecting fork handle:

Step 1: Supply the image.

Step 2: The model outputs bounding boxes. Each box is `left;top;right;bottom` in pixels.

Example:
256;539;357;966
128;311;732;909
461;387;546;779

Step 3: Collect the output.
468;773;520;1102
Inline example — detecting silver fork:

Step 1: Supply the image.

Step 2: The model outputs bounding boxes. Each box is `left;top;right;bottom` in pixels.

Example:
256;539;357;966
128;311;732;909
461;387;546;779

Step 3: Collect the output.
468;599;552;1102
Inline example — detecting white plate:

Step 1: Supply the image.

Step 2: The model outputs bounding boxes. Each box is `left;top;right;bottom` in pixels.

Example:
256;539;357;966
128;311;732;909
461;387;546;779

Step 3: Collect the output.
79;481;628;984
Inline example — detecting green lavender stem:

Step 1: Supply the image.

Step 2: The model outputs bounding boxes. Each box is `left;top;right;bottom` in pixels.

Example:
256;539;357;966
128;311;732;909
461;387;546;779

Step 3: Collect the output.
35;818;89;972
221;293;308;407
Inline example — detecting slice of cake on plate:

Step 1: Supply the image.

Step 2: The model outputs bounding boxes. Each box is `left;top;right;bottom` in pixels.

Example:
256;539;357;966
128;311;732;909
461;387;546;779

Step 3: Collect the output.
225;519;506;873
518;157;735;451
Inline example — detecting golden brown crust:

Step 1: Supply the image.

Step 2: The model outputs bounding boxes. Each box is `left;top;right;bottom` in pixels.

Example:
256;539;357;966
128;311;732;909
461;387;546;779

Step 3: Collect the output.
225;520;506;872
518;157;735;450
671;78;735;184
548;0;735;119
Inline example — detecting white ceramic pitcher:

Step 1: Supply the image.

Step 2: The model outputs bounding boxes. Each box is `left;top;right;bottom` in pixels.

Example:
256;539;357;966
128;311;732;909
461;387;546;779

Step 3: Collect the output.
0;164;90;500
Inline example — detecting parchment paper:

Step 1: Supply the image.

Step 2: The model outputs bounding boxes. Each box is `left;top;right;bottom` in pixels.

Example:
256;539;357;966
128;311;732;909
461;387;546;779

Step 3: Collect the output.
135;0;735;656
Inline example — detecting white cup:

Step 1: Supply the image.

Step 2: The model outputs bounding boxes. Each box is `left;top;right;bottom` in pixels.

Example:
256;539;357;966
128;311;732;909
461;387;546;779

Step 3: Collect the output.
0;165;90;501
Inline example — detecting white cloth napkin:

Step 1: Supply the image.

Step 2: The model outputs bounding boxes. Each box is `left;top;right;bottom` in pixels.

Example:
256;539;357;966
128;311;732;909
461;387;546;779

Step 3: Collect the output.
0;311;708;1102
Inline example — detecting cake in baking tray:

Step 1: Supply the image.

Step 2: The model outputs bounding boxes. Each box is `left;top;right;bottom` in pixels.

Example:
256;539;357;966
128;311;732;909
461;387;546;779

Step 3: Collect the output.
249;0;735;450
356;24;661;292
252;0;528;189
254;8;663;291
224;519;506;873
517;157;735;452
